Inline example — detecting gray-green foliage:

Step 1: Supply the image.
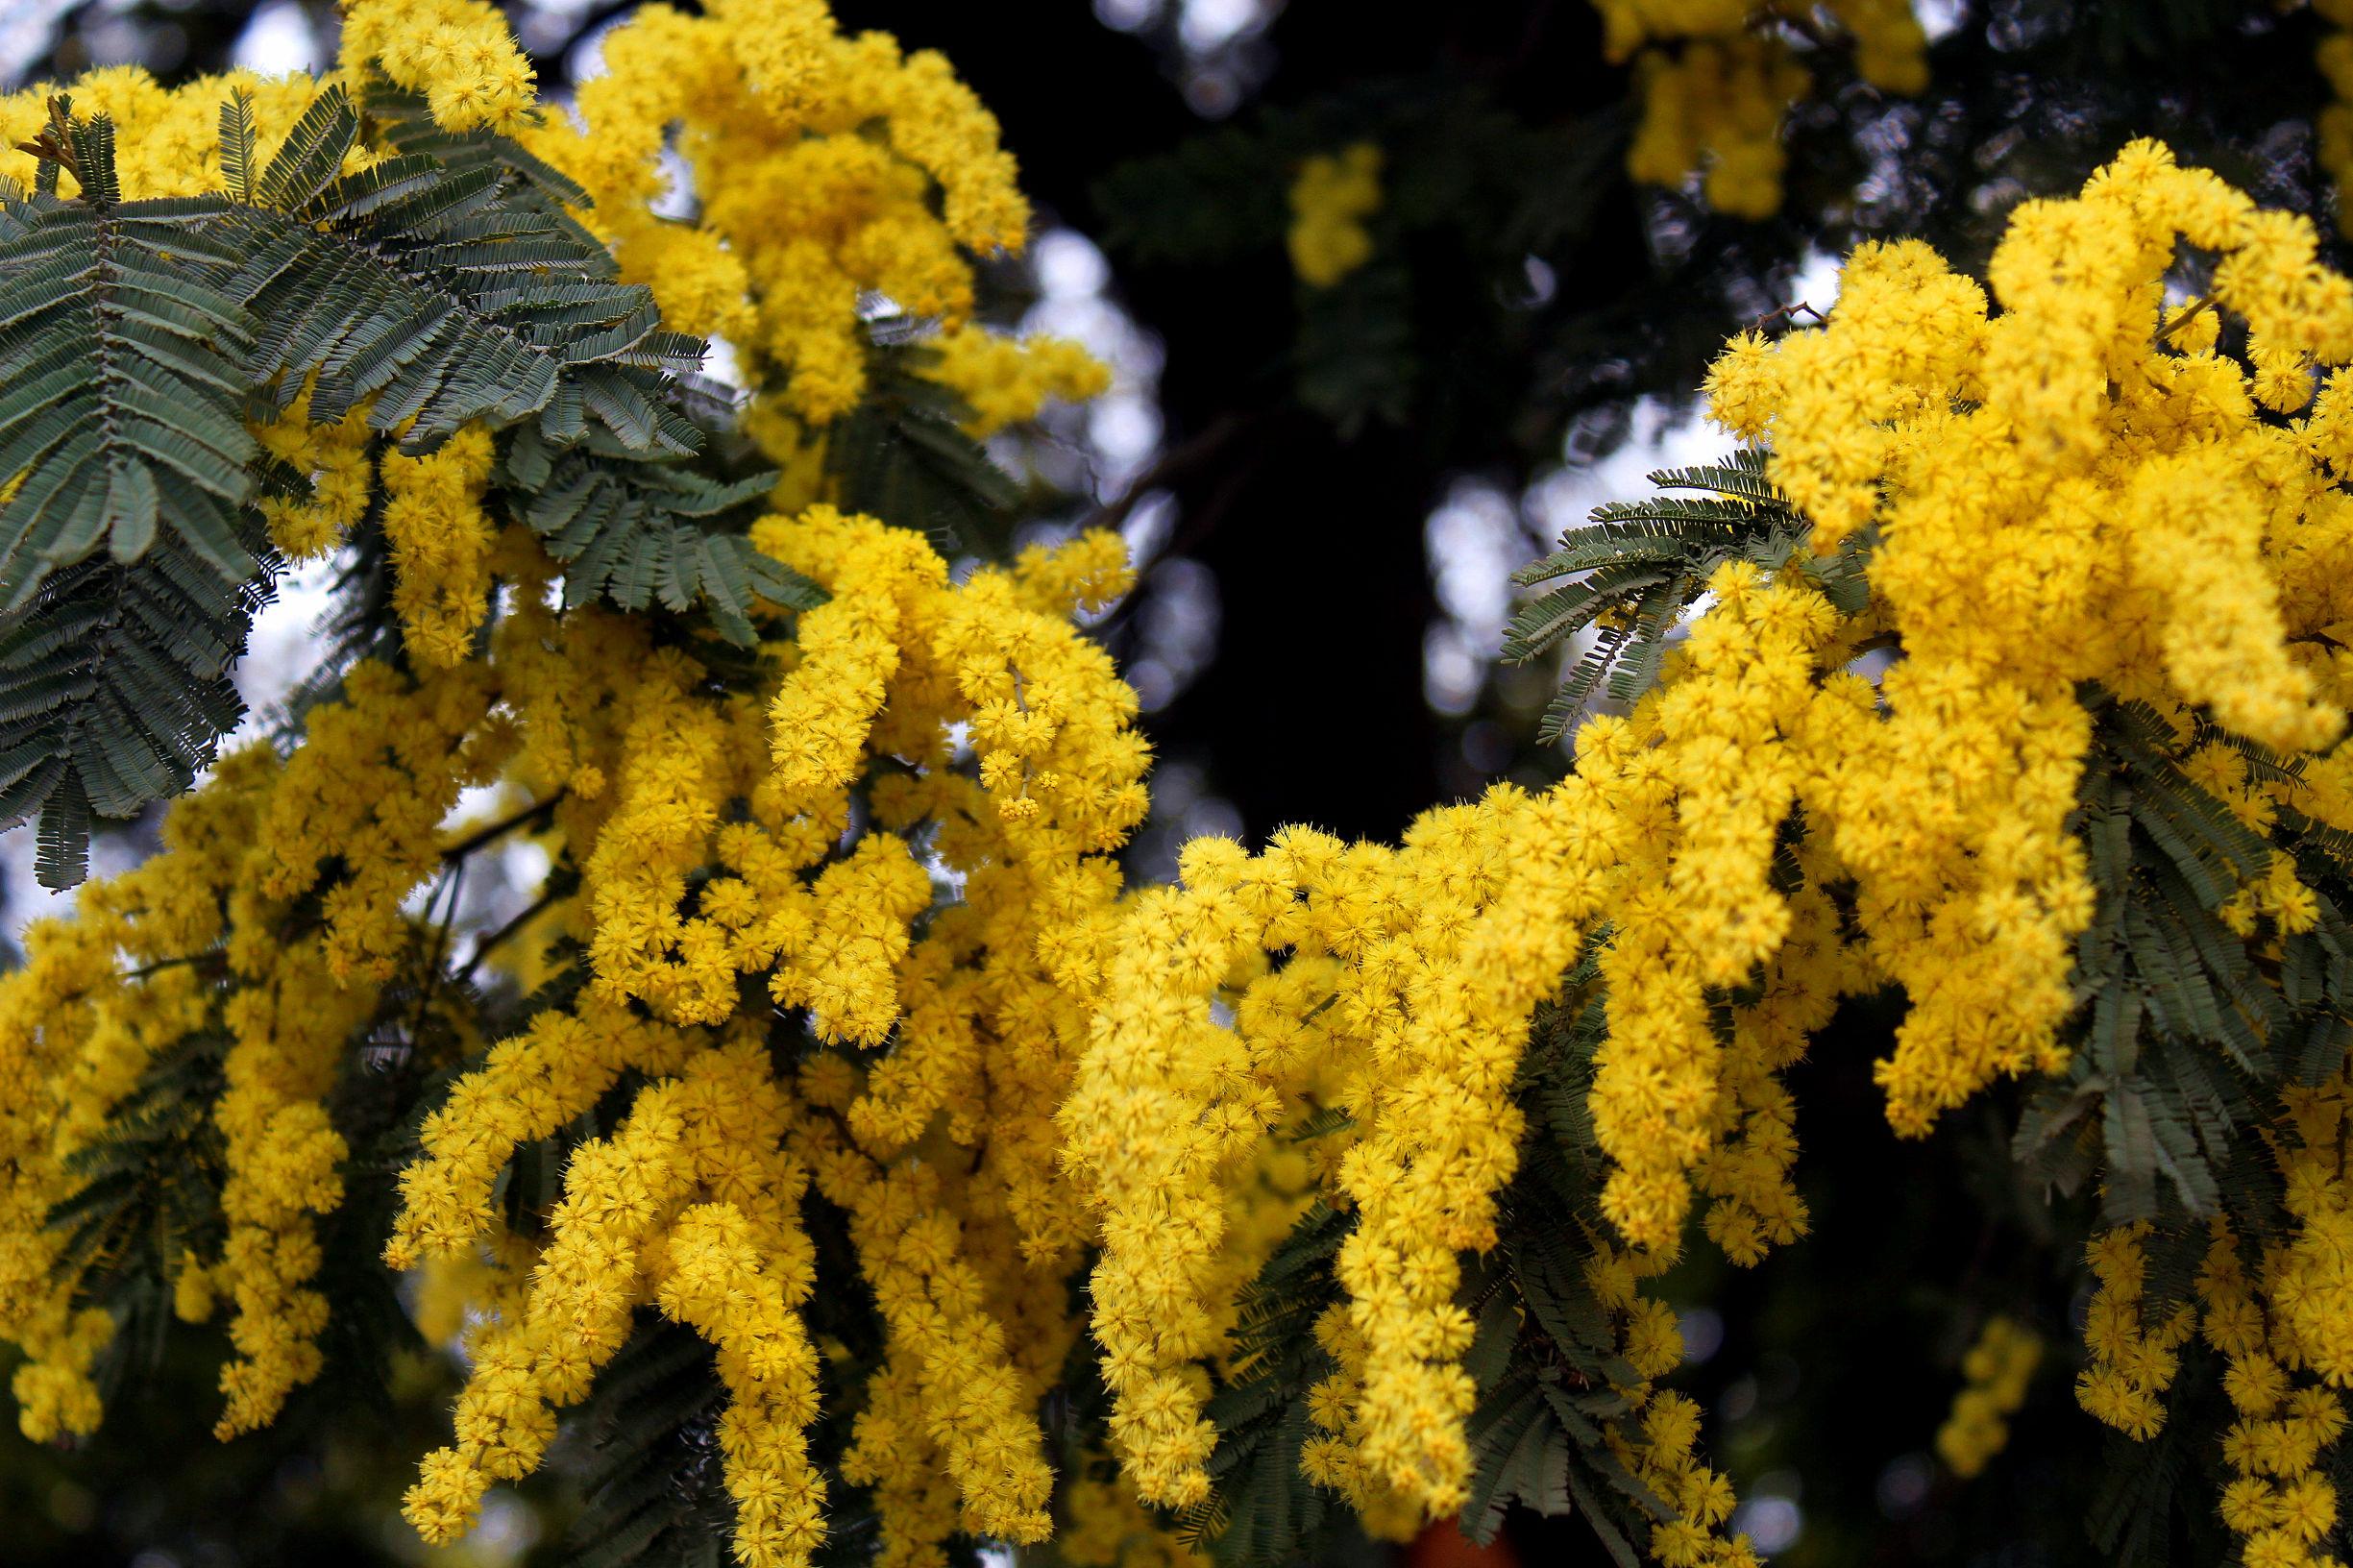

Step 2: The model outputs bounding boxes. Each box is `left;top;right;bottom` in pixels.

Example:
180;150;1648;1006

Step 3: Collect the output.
0;99;282;887
1178;1196;1347;1564
0;100;268;601
226;85;706;454
2013;694;2353;1230
1483;451;2353;1564
1507;449;1869;742
1178;947;1670;1568
822;340;1021;557
504;425;820;649
0;87;822;888
1454;965;1676;1567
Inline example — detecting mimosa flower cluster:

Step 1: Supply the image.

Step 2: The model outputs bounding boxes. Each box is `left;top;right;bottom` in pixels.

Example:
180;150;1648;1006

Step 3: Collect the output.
380;504;1154;1565
0;63;323;197
1935;1316;2042;1478
1706;140;2353;1559
535;0;1072;429
1594;0;1926;216
1700;138;2353;1156
2078;1092;2353;1568
0;650;509;1441
0;755;267;1442
1287;143;1383;287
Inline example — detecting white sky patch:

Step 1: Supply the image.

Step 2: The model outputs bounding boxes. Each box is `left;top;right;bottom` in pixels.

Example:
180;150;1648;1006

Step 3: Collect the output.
1790;246;1844;317
0;551;344;937
1525;397;1722;550
1428;480;1530;648
1023;229;1167;501
702;335;746;395
231;0;324;76
1913;0;1966;43
0;0;80;86
1423;479;1536;716
233;550;343;743
1179;0;1265;52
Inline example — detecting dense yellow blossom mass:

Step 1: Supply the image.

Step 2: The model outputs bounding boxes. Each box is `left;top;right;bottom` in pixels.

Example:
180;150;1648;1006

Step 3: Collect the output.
2078;1100;2353;1568
1598;0;1926;216
539;0;1038;427
12;3;2353;1567
1707;139;2353;1131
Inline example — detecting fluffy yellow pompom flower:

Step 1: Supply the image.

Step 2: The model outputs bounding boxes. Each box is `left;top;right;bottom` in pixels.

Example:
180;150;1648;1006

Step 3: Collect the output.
1287;143;1383;287
925;326;1112;436
538;0;1050;425
1600;0;1926;217
34;8;2353;1566
0;759;270;1440
0;66;328;197
1936;1316;2042;1478
340;0;538;135
1696;142;2353;1185
2076;1223;2194;1441
379;428;500;668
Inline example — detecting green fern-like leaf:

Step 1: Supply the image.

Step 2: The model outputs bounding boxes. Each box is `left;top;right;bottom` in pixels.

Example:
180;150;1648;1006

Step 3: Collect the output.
1444;969;1672;1557
824;345;1019;555
0;99;276;878
228;85;703;457
505;427;823;646
44;1023;229;1381
219;89;258;206
2028;691;2353;1228
0;543;271;886
0;100;263;606
562;1318;738;1568
1512;449;1856;741
360;78;596;234
1181;1201;1350;1567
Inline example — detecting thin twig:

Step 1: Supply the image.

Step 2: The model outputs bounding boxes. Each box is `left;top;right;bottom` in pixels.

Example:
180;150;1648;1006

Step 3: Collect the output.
440;792;564;863
392;858;471;1054
125;951;225;981
455;885;565;986
1088;415;1277;643
2157;296;2216;345
423;861;465;981
1750;298;1826;333
1075;412;1246;542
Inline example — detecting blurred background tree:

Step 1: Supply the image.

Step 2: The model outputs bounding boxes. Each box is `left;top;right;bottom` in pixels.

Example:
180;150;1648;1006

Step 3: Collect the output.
0;2;2340;1564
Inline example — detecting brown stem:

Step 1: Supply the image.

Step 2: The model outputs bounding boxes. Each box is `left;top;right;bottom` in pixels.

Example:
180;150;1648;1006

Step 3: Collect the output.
454;885;566;986
440;792;564;863
2157;296;2216;345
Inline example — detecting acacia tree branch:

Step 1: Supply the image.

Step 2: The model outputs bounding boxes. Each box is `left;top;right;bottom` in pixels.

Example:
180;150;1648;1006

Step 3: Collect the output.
440;792;565;863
